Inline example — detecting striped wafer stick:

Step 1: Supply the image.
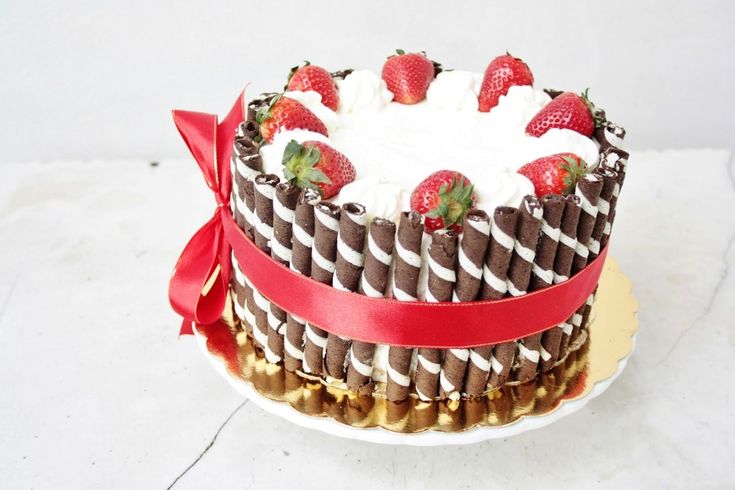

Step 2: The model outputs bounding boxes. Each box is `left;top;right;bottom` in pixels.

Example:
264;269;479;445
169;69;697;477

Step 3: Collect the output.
440;210;490;400
416;230;458;402
346;217;396;394
489;196;542;388
540;194;582;371
232;122;261;237
516;194;566;382
594;121;626;153
264;183;300;364
385;211;423;403
568;174;604;343
249;174;279;352
302;202;340;376
575;168;619;341
600;149;629;249
283;189;321;372
464;207;518;397
325;203;367;381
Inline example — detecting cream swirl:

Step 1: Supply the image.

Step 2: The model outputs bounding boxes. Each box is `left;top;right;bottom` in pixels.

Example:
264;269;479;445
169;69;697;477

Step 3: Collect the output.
336;70;393;113
334;176;409;223
426;70;481;111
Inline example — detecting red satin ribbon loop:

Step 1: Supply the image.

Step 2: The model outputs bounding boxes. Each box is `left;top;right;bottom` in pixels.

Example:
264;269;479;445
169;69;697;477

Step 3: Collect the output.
168;92;245;334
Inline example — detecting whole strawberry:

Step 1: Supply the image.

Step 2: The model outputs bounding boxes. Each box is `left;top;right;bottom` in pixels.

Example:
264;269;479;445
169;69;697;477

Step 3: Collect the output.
281;140;356;199
410;170;476;233
478;53;534;112
517;153;587;197
525;91;599;137
256;95;329;143
381;49;436;104
286;62;339;111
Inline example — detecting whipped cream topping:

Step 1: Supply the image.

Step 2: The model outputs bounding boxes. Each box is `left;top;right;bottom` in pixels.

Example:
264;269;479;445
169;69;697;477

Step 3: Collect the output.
335;70;394;113
426;70;481;111
259;71;600;218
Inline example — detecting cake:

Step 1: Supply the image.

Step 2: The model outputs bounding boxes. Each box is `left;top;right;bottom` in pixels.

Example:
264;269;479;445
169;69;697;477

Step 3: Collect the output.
199;51;629;404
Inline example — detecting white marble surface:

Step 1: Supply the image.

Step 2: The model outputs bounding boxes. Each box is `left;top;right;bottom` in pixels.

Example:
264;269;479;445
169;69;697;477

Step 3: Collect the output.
1;149;733;488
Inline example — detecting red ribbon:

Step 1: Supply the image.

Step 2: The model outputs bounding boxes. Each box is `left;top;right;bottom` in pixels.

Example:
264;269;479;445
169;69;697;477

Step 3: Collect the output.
168;91;245;335
170;93;608;347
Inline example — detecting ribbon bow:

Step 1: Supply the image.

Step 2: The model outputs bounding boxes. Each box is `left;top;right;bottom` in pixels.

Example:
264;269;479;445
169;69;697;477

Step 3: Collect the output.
168;92;245;335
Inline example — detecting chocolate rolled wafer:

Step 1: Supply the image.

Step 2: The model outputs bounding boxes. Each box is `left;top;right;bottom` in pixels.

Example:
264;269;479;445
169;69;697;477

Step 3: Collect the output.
386;211;424;403
540;195;582;372
231;122;262;233
271;183;300;266
242;179;257;241
571;174;603;275
439;212;490;400
247;92;277;122
249;174;279;352
283;189;321;372
325;203;367;381
565;174;604;348
573;168;619;344
265;183;300;365
464;207;518;397
516;195;566;383
594;121;626;153
489;196;542;388
417;230;458;401
480;207;518;300
253;174;279;254
600;153;629;249
587;168;618;261
347;217;396;393
453;210;491;302
302;202;340;376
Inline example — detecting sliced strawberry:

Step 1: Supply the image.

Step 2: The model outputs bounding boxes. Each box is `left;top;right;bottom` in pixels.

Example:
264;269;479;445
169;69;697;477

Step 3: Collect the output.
517;153;587;197
256;95;329;143
381;49;437;105
410;170;476;233
525;90;602;137
281;140;356;199
286;62;339;111
478;53;534;112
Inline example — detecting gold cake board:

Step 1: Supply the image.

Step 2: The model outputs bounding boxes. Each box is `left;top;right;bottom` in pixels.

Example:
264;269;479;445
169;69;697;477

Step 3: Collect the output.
194;257;638;445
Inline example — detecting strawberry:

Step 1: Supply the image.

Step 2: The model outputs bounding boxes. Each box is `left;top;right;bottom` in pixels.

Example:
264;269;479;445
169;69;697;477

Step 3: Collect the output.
517;153;587;197
478;53;534;112
256;95;329;143
525;90;602;137
281;140;356;199
381;49;436;105
410;170;476;233
286;62;339;111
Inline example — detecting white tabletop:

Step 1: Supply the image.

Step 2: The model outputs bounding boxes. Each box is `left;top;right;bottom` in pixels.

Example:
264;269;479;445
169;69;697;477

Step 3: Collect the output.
1;149;733;488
